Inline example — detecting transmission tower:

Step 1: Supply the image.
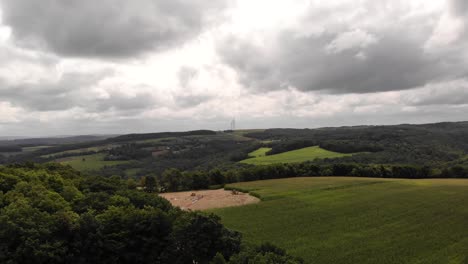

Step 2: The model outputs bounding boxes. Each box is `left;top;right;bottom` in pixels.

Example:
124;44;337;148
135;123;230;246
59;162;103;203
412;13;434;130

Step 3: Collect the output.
230;118;236;131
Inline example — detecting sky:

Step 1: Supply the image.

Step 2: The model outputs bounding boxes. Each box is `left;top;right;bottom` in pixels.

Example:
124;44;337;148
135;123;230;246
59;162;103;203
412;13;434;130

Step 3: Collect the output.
0;0;467;136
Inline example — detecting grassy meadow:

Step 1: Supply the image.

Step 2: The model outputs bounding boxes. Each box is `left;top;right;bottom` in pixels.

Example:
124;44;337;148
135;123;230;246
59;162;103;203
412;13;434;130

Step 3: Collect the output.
212;177;468;264
41;146;110;158
247;147;272;158
58;153;130;171
240;146;356;165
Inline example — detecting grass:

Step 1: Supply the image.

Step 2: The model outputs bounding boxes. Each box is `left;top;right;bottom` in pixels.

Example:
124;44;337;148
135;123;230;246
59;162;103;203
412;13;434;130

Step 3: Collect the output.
42;147;102;158
58;153;130;171
125;168;141;177
248;147;272;158
212;177;468;264
240;146;357;165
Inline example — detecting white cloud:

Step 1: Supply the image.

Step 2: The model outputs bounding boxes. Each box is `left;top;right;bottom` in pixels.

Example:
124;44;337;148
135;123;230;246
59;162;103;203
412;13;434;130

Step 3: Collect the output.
0;0;466;136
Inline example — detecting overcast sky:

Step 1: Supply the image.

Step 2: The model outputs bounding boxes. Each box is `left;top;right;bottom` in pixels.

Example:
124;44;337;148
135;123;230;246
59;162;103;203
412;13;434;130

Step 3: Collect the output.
0;0;467;136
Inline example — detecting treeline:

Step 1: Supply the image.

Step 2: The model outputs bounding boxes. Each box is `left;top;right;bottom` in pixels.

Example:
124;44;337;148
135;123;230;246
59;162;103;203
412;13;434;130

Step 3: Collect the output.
319;140;383;153
266;140;316;155
147;162;468;193
0;163;301;264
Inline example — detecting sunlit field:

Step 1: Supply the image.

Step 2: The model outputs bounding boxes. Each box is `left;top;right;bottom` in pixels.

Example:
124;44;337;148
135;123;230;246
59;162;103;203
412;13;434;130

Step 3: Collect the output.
240;146;357;165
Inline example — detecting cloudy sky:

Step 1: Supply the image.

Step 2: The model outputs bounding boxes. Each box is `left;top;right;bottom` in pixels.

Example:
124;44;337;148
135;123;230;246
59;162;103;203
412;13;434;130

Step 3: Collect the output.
0;0;467;136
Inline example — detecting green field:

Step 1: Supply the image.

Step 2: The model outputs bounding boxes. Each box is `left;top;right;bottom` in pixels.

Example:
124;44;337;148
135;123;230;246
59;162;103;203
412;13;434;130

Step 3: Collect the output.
212;177;468;264
240;146;356;165
41;146;112;158
59;153;130;171
248;147;272;158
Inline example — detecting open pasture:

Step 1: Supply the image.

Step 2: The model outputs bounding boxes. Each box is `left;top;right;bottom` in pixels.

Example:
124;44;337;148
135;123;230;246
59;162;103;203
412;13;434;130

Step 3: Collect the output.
58;153;130;171
213;177;468;264
240;146;357;165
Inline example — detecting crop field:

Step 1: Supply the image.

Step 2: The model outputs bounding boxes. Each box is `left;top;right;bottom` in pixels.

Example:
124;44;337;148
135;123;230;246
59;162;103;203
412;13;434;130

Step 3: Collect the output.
247;147;272;158
240;146;356;165
212;177;468;264
58;153;130;171
41;145;114;158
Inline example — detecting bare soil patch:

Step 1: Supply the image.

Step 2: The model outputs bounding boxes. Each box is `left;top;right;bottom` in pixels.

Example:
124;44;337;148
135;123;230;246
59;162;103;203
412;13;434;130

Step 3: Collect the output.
160;189;260;211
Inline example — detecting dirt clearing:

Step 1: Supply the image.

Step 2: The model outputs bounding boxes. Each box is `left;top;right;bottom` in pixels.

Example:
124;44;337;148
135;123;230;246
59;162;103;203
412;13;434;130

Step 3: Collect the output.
160;189;260;211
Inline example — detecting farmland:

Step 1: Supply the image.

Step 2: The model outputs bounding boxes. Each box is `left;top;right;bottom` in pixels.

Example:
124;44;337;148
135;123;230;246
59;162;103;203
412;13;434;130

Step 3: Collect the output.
58;153;131;171
240;146;357;165
247;147;272;158
213;177;468;264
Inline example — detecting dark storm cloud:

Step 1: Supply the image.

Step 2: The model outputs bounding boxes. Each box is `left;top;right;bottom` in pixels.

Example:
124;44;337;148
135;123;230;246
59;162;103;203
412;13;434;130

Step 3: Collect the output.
218;4;468;95
0;71;155;112
0;72;106;111
0;46;57;67
219;30;466;94
0;0;228;58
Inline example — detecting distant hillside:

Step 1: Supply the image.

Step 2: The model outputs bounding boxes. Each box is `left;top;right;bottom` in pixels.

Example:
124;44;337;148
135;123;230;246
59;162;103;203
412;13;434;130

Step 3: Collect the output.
0;135;115;146
109;130;216;142
2;122;468;177
245;121;468;166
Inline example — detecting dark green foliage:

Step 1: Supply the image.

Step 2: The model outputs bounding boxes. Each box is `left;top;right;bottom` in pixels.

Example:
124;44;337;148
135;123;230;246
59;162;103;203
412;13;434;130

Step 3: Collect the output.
154;162;468;194
143;175;158;193
167;213;242;264
0;163;244;264
441;166;468;178
211;253;227;264
105;143;151;160
161;168;184;192
227;243;304;264
320;140;383;153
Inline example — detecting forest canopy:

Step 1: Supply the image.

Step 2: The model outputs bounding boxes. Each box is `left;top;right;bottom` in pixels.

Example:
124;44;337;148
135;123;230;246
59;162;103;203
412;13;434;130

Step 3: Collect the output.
0;163;301;264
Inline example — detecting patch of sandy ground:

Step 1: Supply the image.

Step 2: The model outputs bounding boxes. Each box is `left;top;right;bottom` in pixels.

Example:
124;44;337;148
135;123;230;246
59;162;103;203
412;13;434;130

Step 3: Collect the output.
160;189;260;210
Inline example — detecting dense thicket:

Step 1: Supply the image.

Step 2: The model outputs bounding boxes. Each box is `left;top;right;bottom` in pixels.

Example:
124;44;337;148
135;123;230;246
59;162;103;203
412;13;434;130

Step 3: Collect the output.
0;163;299;264
105;143;151;160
